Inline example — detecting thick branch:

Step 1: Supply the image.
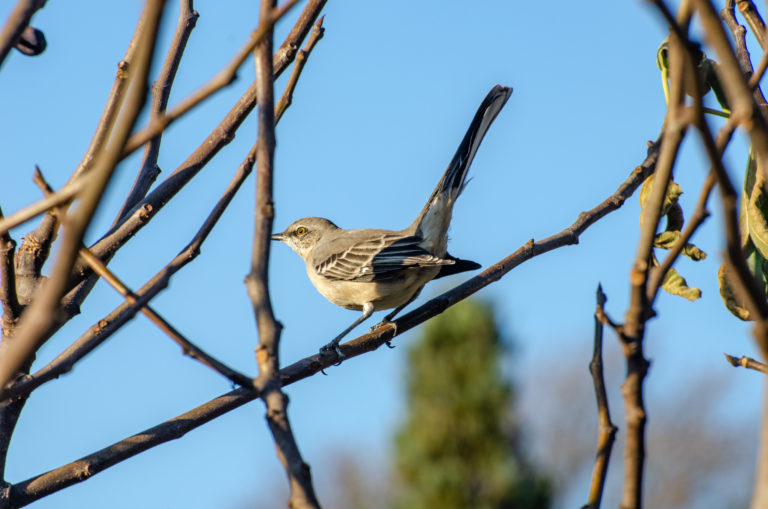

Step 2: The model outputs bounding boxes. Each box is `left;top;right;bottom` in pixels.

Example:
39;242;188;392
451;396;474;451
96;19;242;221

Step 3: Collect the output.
246;0;320;506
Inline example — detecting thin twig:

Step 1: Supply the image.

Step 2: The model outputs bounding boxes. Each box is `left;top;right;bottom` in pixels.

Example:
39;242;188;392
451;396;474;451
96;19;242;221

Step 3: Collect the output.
721;0;768;106
724;353;768;374
585;285;618;509
275;17;325;123
0;0;46;70
736;0;766;48
0;0;166;392
696;0;768;176
32;166;254;389
5;136;664;506
1;143;259;402
114;0;200;223
79;247;255;388
1;16;327;403
63;0;328;312
246;0;320;505
120;0;300;158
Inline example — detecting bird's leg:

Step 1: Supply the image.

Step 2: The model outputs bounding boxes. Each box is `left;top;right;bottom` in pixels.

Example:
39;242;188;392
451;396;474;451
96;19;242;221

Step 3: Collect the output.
370;288;423;348
320;302;375;363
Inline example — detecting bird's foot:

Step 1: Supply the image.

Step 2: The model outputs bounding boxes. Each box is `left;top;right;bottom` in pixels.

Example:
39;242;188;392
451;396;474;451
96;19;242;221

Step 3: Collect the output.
319;340;344;366
370;320;397;348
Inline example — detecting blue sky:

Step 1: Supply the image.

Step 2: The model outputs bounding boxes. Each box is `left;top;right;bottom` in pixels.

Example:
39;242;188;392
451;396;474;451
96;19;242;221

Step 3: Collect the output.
0;0;762;507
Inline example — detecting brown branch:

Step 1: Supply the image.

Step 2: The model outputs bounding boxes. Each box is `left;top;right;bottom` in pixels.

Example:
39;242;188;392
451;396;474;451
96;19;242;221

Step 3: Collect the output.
0;207;20;339
0;181;84;238
1;141;259;402
80;247;254;387
62;0;328;313
120;0;300;159
618;13;695;507
7;0;170;310
31;165;254;389
114;0;199;224
724;353;768;373
246;0;319;506
737;0;766;48
696;0;768;175
1;27;326;403
0;0;166;392
0;0;46;70
275;17;325;123
6;133;663;505
585;285;618;509
722;0;768;106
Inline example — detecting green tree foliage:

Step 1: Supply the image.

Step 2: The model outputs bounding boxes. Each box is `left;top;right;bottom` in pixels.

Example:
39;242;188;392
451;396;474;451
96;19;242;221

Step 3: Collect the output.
394;299;550;509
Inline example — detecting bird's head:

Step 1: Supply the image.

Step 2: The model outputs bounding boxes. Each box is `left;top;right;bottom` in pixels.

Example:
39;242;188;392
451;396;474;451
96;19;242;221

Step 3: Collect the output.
271;217;339;260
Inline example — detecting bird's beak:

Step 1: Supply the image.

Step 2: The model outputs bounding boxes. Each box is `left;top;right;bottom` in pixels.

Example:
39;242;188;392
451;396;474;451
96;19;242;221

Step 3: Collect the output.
271;233;285;241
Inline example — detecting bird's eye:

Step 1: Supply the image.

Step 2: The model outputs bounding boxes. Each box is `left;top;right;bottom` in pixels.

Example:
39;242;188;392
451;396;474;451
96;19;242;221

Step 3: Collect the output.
295;227;307;236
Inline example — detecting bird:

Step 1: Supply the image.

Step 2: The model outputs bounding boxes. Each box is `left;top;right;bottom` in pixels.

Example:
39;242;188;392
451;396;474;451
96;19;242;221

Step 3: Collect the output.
271;85;512;358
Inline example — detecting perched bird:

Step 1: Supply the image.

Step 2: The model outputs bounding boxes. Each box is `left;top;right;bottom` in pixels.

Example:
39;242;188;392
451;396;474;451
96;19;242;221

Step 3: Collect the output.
272;85;512;357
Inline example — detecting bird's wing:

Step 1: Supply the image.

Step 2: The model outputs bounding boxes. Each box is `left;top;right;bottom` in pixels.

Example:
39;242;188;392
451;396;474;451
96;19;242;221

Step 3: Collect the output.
313;233;453;282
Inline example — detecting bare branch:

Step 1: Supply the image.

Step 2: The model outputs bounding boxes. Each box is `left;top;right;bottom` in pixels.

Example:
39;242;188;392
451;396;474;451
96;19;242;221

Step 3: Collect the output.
617;9;695;506
120;0;301;159
724;353;768;374
1;143;258;402
114;0;200;223
1;20;327;403
246;0;320;505
275;17;325;123
0;0;46;70
0;0;166;392
63;0;328;310
585;284;618;509
695;0;768;175
736;0;766;48
31;164;252;389
722;0;768;106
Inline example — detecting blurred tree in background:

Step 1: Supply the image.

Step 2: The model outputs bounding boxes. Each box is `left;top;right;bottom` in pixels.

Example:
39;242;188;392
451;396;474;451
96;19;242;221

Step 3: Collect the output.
394;299;550;509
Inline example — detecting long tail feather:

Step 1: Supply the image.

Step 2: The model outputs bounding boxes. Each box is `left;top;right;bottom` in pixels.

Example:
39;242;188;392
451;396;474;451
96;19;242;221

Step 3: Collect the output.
410;85;512;247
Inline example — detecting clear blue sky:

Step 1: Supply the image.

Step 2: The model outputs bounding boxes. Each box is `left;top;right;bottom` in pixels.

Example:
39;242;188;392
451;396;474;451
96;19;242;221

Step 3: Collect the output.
0;0;761;507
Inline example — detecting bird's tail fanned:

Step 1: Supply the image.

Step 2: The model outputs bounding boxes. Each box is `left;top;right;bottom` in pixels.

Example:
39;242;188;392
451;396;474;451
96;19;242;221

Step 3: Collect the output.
410;85;512;248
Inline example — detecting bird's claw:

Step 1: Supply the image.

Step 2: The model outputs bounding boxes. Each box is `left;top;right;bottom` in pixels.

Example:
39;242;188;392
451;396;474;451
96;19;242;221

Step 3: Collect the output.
370;319;397;335
319;341;345;366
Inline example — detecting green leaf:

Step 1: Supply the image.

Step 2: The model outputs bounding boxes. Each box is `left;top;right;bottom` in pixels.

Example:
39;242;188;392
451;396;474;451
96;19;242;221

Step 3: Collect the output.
639;174;683;220
743;151;768;259
653;231;707;260
656;40;669;71
718;261;752;320
717;239;768;321
661;266;701;301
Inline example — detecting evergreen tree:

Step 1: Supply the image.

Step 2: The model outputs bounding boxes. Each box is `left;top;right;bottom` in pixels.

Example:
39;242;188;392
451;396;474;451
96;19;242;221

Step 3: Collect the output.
394;299;550;509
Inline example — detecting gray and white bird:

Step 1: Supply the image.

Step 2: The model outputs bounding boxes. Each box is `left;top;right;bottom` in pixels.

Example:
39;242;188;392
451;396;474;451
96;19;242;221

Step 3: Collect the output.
272;85;512;357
